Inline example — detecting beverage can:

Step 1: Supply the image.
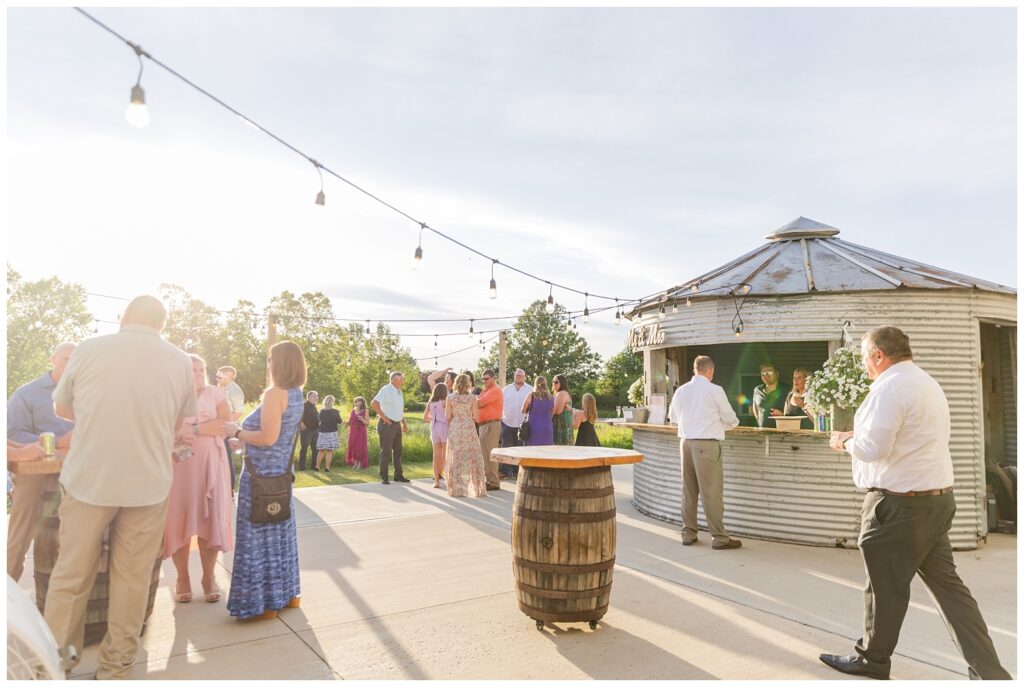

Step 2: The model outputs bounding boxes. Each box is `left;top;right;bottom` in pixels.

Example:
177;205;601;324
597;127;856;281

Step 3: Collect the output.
40;432;56;460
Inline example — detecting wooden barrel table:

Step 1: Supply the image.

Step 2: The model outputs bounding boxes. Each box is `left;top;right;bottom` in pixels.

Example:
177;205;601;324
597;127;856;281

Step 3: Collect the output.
491;445;643;630
9;460;162;647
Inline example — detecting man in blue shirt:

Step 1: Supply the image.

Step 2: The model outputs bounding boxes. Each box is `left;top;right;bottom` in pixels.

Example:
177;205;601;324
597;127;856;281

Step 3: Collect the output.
371;372;409;484
7;342;76;581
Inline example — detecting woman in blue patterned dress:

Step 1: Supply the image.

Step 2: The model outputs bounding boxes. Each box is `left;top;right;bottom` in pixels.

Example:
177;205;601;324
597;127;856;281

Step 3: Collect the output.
224;341;306;620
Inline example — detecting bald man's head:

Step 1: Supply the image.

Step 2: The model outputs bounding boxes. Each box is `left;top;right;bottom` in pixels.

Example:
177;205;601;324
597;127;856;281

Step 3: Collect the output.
50;342;76;382
121;295;167;330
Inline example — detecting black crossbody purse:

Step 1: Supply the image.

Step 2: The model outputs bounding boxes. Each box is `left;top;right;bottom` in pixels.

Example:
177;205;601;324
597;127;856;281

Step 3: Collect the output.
518;414;531;444
244;428;298;524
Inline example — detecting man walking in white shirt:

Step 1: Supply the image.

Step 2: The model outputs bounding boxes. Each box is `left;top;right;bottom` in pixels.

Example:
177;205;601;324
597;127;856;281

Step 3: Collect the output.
667;355;741;550
820;326;1010;680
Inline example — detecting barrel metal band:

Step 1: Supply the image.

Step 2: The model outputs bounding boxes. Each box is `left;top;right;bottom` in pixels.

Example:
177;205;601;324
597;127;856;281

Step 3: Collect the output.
513;556;616;574
518;485;615;498
515;508;616;523
516;581;612;600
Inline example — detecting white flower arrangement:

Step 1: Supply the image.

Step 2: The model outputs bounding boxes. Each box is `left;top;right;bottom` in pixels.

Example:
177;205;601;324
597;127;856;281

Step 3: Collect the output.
804;346;872;414
627;377;645;406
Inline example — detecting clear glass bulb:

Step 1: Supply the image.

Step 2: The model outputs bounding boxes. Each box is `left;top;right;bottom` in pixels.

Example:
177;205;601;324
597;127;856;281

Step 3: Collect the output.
545;297;555;314
126;85;148;128
489;279;497;299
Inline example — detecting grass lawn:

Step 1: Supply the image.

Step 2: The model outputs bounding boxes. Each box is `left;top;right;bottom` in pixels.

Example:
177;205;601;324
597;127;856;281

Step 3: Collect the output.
230;417;635;488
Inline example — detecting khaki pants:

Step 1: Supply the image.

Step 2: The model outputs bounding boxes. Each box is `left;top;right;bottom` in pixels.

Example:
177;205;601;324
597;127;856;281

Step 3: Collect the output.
478;421;501;488
43;492;168;680
679;439;730;545
7;473;53;582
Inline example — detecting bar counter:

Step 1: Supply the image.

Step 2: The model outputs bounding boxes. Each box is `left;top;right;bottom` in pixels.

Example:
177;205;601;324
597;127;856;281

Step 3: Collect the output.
623;423;864;548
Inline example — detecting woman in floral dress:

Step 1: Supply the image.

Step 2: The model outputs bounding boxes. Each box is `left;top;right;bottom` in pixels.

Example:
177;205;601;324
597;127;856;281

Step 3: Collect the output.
552;374;575;445
444;373;487;498
224;341;306;620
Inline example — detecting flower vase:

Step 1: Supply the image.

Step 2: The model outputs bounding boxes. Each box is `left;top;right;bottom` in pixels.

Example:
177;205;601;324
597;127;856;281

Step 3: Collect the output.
830;405;855;432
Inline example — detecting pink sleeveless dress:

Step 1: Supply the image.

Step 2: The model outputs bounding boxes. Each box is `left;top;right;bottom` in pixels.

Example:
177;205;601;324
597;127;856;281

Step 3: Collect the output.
163;385;233;557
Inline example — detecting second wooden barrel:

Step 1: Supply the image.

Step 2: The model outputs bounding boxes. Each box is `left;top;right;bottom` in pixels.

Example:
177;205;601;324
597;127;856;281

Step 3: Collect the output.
511;465;616;626
33;481;162;646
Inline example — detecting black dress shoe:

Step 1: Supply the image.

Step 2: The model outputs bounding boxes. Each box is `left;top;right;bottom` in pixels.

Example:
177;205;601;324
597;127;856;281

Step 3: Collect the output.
395;477;411;483
381;479;390;485
819;653;890;680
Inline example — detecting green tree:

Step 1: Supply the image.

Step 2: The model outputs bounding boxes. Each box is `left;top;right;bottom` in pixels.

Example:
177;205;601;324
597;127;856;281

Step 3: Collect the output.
337;323;420;410
266;291;351;401
477;300;602;391
594;348;644;409
7;265;94;396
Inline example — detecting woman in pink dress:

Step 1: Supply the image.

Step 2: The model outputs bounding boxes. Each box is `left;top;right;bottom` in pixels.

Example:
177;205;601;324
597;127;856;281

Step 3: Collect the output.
423;384;449;488
163;354;234;603
346;396;370;469
444;374;487;498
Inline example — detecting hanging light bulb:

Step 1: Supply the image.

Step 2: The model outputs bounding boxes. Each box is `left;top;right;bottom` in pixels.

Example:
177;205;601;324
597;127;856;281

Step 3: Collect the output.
468;320;474;338
311;159;325;206
489;260;498;299
434;357;439;367
125;43;149;128
413;224;425;270
691;282;699;294
614;309;621;326
346;355;352;367
566;317;573;330
672;300;679;315
686;296;692;307
364;320;371;339
434;335;438;348
658;302;666;319
582;293;590;324
545;283;555;314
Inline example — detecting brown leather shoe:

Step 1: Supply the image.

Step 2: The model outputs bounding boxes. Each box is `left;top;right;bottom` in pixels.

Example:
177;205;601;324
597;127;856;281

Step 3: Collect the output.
712;538;742;550
486;484;501;491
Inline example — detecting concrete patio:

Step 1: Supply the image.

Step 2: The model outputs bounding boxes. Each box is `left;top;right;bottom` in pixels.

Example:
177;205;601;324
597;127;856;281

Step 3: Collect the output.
16;466;1017;680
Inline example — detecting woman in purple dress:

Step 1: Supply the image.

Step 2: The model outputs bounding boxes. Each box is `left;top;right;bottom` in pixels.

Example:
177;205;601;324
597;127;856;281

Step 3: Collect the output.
423;384;449;488
521;376;555;446
346;396;370;469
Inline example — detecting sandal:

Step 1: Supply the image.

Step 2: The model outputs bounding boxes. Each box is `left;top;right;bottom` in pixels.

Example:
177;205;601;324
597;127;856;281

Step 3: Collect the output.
174;582;192;603
202;581;222;603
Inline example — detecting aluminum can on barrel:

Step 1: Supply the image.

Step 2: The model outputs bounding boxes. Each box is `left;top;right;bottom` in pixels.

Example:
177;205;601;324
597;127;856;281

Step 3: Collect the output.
40;432;56;460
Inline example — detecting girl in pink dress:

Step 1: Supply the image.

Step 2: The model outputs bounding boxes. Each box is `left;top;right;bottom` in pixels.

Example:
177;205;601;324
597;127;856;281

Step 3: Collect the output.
346;396;370;469
163;355;234;603
423;384;449;488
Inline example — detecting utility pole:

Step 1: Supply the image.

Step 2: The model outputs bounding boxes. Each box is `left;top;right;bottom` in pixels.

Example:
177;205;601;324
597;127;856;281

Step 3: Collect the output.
498;330;508;387
265;313;277;388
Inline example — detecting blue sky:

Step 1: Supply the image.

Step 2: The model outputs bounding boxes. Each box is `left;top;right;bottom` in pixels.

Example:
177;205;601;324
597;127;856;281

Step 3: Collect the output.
6;7;1016;371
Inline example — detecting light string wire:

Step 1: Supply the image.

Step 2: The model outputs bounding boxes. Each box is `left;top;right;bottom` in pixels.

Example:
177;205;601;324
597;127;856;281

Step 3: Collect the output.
73;7;663;307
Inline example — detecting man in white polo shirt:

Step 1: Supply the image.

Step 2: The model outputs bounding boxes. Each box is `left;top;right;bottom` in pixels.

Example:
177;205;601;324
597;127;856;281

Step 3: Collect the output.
45;295;196;679
667;355;741;550
820;326;1010;680
372;371;409;485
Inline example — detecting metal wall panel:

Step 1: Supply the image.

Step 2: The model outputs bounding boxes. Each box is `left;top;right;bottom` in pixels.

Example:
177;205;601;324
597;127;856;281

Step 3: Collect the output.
629;288;1018;550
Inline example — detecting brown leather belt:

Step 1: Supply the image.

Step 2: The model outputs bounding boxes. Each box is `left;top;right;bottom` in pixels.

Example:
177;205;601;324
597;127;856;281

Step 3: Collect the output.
479;419;501;425
869;487;953;497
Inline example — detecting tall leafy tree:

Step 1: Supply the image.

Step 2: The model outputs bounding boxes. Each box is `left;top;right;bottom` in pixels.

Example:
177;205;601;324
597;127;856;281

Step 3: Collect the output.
477;300;601;390
7;265;93;396
337;323;420;409
594;348;644;409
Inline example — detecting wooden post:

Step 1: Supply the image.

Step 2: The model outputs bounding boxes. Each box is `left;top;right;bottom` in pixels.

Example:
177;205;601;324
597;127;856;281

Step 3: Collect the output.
266;313;277;388
498;330;508;387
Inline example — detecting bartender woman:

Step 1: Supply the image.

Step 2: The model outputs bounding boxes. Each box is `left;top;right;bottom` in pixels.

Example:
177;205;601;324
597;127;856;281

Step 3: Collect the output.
782;367;815;429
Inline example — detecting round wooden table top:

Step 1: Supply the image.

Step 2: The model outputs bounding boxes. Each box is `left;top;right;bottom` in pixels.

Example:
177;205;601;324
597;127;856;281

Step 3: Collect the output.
491;445;643;469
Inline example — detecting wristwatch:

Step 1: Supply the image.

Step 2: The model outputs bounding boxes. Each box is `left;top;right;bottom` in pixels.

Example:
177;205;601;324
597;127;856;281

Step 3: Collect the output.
234;428;242;439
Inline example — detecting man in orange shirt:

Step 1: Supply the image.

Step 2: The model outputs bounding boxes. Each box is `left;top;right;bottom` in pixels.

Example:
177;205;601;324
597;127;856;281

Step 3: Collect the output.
476;369;503;491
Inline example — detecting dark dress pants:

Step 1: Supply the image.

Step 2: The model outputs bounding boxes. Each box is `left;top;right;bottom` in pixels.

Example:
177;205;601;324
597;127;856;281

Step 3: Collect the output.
378;420;404;481
856;491;1010;679
298;429;318;470
499;423;521;478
